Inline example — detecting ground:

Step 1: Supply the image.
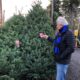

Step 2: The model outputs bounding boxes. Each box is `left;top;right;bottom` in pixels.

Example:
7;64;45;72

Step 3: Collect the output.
67;48;80;80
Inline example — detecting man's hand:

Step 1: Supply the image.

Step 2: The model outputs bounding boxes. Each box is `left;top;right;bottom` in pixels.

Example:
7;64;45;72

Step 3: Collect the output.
15;39;21;48
39;33;48;39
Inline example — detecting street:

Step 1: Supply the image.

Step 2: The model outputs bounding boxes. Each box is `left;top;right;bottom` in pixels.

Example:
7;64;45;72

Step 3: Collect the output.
67;48;80;80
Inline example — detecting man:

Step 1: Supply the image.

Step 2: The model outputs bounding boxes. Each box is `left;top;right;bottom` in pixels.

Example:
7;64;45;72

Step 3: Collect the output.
39;16;75;80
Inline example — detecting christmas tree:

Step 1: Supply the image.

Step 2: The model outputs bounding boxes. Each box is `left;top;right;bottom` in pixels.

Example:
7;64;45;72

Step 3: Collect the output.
0;2;55;80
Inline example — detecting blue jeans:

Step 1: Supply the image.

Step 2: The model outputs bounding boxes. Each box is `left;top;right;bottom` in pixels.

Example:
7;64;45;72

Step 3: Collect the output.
56;63;69;80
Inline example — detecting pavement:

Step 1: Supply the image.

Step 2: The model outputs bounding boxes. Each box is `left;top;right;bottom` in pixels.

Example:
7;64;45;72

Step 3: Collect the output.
66;48;80;80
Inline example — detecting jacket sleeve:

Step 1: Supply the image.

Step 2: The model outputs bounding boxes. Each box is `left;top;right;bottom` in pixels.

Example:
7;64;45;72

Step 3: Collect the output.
60;31;75;59
47;37;54;43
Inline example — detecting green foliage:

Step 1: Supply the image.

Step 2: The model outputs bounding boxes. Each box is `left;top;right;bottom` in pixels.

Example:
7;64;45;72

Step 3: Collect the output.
0;75;14;80
62;0;80;12
0;3;55;80
48;0;60;29
54;0;60;12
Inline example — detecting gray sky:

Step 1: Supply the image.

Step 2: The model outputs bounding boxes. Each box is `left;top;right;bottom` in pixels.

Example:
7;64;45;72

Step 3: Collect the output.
2;0;50;21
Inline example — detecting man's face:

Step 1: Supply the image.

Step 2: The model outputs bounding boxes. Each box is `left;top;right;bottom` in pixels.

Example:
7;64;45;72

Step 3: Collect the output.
56;23;63;30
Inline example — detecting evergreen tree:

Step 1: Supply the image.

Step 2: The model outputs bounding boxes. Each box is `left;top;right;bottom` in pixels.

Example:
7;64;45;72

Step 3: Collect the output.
0;2;55;80
20;3;55;80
